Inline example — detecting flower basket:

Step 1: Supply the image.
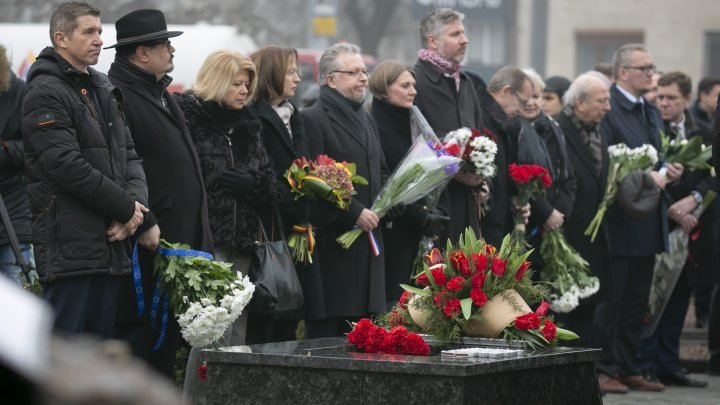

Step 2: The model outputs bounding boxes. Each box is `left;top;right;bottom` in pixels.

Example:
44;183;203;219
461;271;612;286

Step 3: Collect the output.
463;289;531;338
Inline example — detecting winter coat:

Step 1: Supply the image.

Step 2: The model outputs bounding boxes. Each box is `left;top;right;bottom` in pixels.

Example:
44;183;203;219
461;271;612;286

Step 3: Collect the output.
413;58;483;245
176;92;278;252
22;47;147;281
0;72;30;245
301;86;388;317
108;59;214;326
600;84;668;256
251;98;335;320
557;110;612;303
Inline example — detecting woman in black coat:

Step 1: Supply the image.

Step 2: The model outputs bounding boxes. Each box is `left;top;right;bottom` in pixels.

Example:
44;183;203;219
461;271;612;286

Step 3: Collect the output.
248;45;336;343
175;50;279;342
368;60;449;308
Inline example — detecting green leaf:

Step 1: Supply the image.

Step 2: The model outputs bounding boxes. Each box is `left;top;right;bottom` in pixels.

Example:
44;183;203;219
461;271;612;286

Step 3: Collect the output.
400;284;431;296
460;297;473;320
555;327;580;340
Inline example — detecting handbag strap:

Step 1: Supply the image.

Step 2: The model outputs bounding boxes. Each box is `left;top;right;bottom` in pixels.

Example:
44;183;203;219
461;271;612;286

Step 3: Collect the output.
0;191;30;277
256;204;288;242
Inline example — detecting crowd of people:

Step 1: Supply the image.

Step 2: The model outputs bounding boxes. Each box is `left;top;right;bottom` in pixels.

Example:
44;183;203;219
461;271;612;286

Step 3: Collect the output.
2;1;720;400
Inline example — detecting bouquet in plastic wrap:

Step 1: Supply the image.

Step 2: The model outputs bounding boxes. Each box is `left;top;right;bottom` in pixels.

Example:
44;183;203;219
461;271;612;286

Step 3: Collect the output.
659;130;712;171
336;135;462;252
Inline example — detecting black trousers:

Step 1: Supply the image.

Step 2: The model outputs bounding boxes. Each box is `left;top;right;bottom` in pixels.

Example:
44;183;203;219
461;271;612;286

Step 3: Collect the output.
603;255;655;377
709;284;720;365
305;316;362;339
44;273;120;338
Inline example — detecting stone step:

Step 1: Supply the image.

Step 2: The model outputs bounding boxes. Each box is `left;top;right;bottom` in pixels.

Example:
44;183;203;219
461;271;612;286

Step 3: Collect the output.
680;327;709;373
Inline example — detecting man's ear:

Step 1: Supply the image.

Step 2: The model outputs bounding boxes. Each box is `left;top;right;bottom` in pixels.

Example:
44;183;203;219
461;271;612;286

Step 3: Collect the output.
427;35;438;52
53;31;68;50
326;74;337;90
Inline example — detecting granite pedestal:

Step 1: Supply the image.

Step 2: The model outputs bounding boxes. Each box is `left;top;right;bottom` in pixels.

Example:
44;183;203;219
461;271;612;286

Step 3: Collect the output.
200;337;601;404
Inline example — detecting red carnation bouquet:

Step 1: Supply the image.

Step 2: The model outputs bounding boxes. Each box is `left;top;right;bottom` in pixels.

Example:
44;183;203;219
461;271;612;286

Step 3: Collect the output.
381;228;577;348
508;163;552;247
347;318;430;356
284;155;368;263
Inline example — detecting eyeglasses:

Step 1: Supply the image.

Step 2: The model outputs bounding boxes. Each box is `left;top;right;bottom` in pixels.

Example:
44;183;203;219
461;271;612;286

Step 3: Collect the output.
512;90;529;108
149;40;172;50
331;69;368;78
623;64;656;74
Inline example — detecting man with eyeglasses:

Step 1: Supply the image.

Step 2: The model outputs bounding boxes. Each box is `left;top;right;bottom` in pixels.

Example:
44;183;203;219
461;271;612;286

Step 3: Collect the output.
413;8;484;247
301;43;388;338
598;43;671;392
107;9;213;377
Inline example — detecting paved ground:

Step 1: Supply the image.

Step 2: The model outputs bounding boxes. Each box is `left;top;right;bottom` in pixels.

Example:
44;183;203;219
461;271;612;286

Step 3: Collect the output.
601;373;720;405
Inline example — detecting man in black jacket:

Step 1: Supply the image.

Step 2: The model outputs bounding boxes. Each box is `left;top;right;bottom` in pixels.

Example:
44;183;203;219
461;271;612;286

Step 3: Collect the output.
106;9;213;377
22;1;148;337
0;45;32;286
690;77;720;129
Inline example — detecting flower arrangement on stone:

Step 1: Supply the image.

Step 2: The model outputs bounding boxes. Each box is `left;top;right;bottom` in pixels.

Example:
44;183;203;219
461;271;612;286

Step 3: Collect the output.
385;228;578;349
154;240;255;348
347;318;430;356
442;127;498;181
508;163;552;247
584;143;659;241
539;231;599;313
336;135;461;252
284;155;367;263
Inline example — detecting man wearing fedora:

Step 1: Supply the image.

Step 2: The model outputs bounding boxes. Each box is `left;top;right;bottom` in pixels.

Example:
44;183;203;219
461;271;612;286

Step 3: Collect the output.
22;1;148;337
107;9;213;377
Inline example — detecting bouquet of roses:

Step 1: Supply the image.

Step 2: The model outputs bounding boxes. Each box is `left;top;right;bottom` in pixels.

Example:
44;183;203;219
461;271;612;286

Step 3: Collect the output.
285;155;368;263
539;228;600;313
386;228;577;349
336;135;462;251
659;130;712;171
443;127;498;180
508;164;552;247
584;143;659;241
154;240;255;347
347;318;430;356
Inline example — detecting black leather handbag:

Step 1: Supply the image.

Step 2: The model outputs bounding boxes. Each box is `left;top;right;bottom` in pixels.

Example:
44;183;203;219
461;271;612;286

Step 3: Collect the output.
247;207;304;314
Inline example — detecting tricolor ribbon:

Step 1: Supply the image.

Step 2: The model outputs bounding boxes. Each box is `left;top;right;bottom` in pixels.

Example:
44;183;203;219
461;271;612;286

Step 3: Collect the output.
368;229;381;257
291;223;316;255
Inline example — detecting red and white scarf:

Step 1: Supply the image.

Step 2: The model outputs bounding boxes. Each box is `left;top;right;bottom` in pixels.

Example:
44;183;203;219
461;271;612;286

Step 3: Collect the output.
418;48;463;92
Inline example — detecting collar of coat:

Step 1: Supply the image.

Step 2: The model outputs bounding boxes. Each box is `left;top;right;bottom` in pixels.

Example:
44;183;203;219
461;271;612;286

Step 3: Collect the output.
111;57;172;99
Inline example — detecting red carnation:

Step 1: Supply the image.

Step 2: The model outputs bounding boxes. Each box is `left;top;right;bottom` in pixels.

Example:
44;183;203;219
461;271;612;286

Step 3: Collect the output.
515;261;530;282
445;143;461;157
347;318;375;350
471;272;486;289
430;266;447;286
443;298;462;317
398;291;412;309
514;312;541;330
425;248;444;266
470;289;488;307
404;333;430;356
366;326;389;353
197;363;208;382
542;319;557;341
446;276;465;292
450;251;471;276
535;300;550;317
472;252;488;273
542;173;552;188
491;257;506;277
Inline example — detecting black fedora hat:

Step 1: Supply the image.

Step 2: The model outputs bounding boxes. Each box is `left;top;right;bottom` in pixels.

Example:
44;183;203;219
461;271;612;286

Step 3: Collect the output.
104;9;182;49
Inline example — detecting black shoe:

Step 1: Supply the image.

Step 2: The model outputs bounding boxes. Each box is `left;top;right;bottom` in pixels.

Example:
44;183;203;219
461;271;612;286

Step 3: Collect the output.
658;371;708;388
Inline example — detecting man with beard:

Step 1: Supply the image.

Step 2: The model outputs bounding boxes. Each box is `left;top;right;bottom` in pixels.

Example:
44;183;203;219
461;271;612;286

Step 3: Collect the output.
599;43;672;392
412;8;484;245
107;9;213;377
301;43;388;338
22;1;148;337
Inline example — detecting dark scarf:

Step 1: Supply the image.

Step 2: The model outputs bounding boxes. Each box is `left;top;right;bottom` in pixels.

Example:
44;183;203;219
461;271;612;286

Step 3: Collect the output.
371;97;411;171
564;106;603;176
319;85;368;144
532;112;570;183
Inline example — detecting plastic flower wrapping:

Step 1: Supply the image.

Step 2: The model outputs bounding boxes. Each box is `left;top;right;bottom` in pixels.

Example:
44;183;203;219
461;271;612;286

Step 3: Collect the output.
284;155;368;263
154;240;255;347
584;143;659;241
443;127;498;181
380;228;578;349
336;134;462;250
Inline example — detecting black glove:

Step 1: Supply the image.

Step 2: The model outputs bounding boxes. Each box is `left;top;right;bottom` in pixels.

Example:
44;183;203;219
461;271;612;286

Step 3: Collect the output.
422;209;450;237
385;203;407;220
218;168;256;195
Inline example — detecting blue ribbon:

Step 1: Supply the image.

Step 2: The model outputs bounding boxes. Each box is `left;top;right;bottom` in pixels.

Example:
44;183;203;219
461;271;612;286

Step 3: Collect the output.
132;242;214;351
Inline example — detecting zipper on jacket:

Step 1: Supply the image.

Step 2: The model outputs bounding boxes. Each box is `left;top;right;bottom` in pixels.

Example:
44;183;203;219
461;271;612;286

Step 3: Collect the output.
225;129;238;245
48;196;59;250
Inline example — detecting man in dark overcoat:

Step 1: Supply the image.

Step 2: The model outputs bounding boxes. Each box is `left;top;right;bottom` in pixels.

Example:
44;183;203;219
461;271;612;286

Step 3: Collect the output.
301;43;388;338
107;9;213;377
22;2;148;338
556;71;620;393
412;8;484;245
599;44;670;392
